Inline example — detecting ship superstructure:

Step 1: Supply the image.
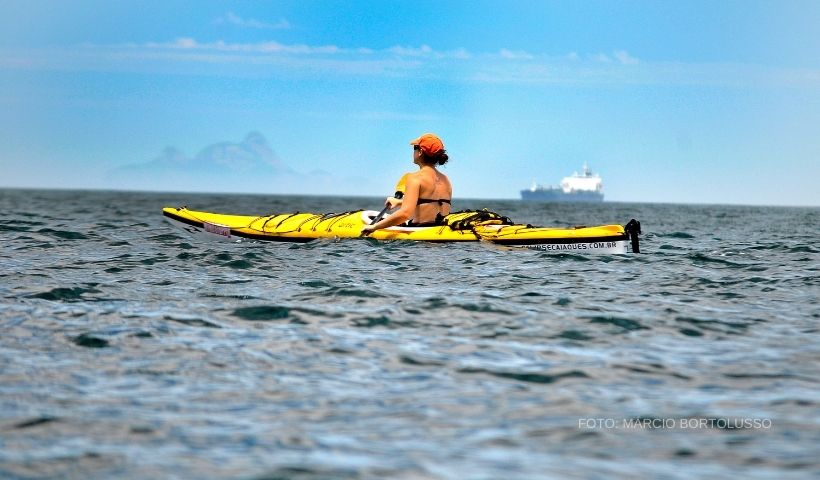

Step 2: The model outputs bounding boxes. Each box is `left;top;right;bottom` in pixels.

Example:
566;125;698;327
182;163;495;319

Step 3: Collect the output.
521;163;604;202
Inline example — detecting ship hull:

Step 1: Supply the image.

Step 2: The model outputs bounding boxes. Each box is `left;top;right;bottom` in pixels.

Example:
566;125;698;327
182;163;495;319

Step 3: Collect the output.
520;189;604;202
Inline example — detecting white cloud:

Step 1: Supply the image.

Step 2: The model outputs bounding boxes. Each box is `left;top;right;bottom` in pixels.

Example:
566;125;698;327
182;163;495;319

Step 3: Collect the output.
76;39;466;61
614;50;639;65
215;11;291;30
6;40;820;89
388;44;433;57
590;50;639;65
144;40;470;60
149;38;340;55
387;44;471;59
591;53;612;63
449;48;471;59
170;38;197;49
498;49;534;60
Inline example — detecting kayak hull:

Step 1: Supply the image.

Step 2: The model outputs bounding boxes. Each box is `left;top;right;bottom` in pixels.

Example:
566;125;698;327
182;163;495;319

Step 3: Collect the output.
162;207;636;254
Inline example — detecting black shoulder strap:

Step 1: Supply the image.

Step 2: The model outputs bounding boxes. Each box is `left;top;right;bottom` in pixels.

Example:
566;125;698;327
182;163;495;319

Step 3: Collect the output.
417;198;452;205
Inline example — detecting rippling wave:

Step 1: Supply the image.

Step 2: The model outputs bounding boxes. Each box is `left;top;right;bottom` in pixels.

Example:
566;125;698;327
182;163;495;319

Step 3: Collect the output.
0;190;818;479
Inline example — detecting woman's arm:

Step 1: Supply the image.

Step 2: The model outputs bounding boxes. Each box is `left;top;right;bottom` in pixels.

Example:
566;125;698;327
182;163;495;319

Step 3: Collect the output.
362;175;420;234
385;196;403;209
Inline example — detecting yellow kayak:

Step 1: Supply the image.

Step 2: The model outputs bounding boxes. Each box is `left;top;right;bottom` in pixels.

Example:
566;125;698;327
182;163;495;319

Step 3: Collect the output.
162;207;641;254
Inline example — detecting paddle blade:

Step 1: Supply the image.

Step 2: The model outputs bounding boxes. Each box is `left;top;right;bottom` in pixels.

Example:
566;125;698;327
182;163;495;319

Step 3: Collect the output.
394;173;410;198
371;173;411;226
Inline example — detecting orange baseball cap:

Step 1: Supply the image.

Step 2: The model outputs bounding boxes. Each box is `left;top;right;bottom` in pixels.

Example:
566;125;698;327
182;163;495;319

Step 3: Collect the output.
409;133;445;155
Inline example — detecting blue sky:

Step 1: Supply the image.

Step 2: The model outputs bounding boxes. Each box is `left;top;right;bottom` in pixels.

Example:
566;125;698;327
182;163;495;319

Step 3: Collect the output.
1;1;819;205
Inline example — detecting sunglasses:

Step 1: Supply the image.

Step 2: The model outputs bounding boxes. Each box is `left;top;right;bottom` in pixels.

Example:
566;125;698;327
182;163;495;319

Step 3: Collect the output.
413;145;421;151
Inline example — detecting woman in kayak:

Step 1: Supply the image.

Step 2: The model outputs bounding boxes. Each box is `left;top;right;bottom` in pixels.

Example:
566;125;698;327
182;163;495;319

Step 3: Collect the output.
361;133;452;234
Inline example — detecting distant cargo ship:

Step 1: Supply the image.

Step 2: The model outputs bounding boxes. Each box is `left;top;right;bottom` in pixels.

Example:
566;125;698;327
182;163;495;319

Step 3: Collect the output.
521;163;604;202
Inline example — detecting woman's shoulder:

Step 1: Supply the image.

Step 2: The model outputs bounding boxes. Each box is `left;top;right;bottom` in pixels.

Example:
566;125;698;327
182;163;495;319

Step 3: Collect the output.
405;170;425;183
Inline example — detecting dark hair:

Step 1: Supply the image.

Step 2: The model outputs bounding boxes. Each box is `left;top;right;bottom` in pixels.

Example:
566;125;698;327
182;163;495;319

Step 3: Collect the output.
421;149;449;166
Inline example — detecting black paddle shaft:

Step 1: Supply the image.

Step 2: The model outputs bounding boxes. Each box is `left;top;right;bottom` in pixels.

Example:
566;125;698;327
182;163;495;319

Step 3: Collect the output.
370;191;404;225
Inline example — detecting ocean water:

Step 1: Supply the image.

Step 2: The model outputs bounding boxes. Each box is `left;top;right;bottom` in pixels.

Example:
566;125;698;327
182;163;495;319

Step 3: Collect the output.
0;189;818;479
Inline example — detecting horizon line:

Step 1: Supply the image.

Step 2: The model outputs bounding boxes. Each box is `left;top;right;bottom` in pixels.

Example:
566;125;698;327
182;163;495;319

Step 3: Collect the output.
1;185;816;209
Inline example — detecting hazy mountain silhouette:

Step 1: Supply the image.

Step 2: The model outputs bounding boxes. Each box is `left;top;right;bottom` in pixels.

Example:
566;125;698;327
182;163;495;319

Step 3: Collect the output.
106;132;372;195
